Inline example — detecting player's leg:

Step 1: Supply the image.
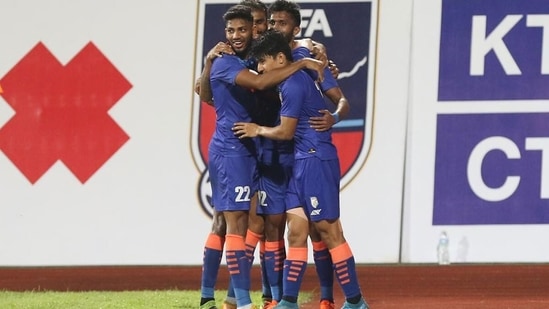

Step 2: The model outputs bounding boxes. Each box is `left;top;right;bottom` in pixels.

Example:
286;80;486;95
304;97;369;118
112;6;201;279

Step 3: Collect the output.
245;193;266;303
223;193;263;309
246;192;264;265
200;210;227;309
224;278;236;309
309;158;369;309
309;224;335;309
275;163;310;309
200;155;229;309
259;241;273;306
276;207;309;309
224;209;253;308
263;212;286;308
313;219;368;309
222;155;258;308
257;159;291;308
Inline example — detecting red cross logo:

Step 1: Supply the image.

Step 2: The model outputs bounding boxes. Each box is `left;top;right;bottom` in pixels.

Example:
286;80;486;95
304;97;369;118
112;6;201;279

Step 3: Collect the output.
0;42;132;184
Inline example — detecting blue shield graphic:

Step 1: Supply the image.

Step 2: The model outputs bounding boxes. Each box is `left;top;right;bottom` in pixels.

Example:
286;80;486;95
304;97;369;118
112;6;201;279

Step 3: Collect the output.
191;0;377;217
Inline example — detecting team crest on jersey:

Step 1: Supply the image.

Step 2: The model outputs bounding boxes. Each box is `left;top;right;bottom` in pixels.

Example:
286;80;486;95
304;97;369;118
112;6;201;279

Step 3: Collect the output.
310;196;319;208
191;0;378;218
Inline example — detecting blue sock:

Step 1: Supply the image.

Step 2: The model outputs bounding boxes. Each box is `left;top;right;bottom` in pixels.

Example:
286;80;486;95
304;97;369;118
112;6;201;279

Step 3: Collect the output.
200;234;224;299
313;243;334;301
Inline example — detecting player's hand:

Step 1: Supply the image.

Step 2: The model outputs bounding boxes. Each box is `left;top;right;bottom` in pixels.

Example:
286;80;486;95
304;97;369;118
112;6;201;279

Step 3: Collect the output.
232;122;260;138
311;44;328;66
206;42;235;62
309;109;336;131
328;60;340;79
303;58;325;83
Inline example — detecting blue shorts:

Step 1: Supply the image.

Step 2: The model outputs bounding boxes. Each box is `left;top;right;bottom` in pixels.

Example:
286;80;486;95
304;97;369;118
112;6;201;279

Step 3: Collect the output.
256;151;293;215
209;153;258;212
285;157;340;221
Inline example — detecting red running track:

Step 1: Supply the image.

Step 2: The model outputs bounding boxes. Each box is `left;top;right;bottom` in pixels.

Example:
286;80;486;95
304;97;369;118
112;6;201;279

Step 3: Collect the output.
1;264;548;308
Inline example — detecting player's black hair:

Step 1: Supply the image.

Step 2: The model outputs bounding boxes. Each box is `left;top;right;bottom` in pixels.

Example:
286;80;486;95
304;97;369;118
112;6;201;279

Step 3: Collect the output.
223;4;253;24
268;0;301;27
239;0;268;16
251;29;293;62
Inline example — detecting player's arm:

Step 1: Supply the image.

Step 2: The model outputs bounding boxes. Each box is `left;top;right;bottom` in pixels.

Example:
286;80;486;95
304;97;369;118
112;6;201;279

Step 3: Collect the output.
194;77;214;107
308;87;350;131
235;57;324;90
311;40;328;65
296;38;328;66
198;59;214;105
232;116;297;141
194;77;201;95
311;41;340;79
198;42;235;105
296;38;339;79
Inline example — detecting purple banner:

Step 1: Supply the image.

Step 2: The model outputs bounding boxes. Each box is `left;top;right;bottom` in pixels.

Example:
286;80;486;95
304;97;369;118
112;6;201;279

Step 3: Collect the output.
433;113;549;225
438;0;549;101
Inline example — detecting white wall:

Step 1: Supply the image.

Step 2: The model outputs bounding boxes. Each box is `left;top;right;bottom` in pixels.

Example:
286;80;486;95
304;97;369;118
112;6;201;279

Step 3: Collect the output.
0;0;408;266
0;0;207;266
2;0;543;267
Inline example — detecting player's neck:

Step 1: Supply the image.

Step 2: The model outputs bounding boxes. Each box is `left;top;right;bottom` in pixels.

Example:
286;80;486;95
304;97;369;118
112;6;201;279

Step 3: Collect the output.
291;40;299;50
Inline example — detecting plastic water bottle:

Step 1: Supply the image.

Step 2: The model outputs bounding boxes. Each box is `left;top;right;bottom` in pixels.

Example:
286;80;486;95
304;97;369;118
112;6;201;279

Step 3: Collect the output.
437;231;450;265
